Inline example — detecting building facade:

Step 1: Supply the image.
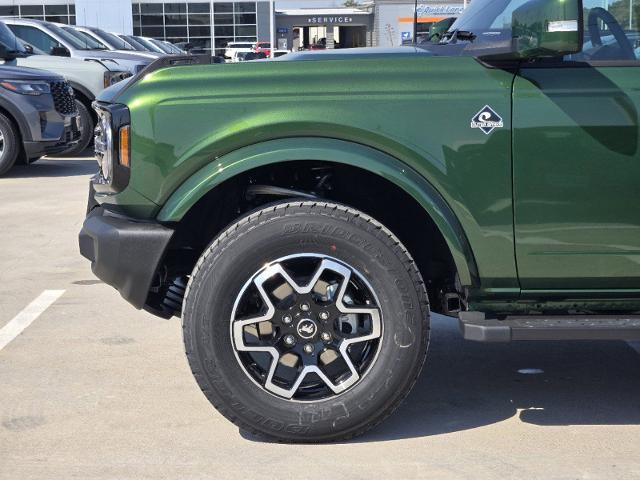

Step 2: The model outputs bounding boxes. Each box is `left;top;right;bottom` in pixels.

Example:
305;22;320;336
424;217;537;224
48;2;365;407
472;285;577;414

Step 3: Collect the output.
0;0;468;55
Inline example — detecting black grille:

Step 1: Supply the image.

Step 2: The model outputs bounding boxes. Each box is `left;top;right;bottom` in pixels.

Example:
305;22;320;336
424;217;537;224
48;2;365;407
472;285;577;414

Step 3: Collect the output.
49;81;76;116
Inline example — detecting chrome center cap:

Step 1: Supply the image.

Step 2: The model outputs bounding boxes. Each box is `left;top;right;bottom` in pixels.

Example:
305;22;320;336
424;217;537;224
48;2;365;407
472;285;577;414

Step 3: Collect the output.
296;319;317;339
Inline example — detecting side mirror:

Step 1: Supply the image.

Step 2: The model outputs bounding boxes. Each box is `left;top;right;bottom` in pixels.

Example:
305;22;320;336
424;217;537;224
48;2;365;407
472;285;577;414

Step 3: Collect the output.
50;45;70;57
23;44;33;54
512;0;582;58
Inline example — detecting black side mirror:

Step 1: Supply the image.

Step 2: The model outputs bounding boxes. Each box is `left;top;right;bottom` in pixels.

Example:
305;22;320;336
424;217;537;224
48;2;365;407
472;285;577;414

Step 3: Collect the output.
50;46;70;57
23;44;33;54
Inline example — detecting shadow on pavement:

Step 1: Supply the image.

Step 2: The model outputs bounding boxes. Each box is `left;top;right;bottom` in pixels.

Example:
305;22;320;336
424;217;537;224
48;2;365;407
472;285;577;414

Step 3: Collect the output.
360;314;640;442
4;152;96;179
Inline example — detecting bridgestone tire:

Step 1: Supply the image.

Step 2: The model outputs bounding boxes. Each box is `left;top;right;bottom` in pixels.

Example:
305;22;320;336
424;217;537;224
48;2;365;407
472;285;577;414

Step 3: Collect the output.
52;99;92;157
0;113;20;176
182;201;430;443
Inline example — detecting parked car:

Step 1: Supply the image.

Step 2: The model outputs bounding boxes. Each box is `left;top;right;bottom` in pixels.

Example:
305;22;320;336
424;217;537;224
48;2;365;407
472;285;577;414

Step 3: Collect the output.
0;52;79;175
272;49;291;58
252;41;271;57
224;41;253;60
4;19;152;74
79;0;640;444
0;20;130;155
67;26;162;60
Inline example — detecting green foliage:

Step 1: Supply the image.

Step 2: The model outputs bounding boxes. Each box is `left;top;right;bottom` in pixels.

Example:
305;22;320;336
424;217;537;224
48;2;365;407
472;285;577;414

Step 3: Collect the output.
343;0;361;7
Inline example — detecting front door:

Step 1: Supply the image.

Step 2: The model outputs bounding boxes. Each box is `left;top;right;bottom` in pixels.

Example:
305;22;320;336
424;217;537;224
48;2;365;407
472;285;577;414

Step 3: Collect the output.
513;0;640;289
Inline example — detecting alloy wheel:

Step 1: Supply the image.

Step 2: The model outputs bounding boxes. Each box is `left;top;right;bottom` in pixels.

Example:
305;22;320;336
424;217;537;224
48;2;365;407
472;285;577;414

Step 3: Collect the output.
230;254;383;401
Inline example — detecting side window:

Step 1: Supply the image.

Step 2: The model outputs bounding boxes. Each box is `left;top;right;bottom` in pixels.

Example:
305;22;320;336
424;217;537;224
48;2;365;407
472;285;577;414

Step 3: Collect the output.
567;0;639;61
8;25;62;54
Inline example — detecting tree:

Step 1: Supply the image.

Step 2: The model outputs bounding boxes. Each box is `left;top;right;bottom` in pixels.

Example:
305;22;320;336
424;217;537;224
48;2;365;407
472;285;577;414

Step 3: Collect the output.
344;0;361;7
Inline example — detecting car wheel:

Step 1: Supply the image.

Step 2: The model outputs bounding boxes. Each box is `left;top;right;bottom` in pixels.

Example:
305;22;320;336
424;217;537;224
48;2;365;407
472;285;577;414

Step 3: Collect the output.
182;201;430;442
52;99;93;157
0;113;20;176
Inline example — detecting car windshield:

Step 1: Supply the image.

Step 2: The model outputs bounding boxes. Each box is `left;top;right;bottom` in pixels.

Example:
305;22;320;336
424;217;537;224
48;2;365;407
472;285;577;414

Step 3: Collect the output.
0;21;29;55
46;22;97;50
163;42;183;54
93;29;135;50
133;36;165;53
62;26;107;50
449;0;529;33
149;38;174;54
120;35;148;51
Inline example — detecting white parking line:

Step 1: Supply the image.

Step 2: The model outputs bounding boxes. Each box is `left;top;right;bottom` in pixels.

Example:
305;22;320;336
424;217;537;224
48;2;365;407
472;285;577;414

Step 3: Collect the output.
0;290;65;352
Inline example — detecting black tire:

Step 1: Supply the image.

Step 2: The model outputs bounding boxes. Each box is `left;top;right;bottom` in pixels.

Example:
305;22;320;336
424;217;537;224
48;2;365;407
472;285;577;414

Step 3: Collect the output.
182;201;430;443
52;99;93;157
0;112;20;176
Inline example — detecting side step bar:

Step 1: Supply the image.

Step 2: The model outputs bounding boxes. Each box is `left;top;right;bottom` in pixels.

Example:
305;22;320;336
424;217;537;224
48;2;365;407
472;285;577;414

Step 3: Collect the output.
459;311;640;342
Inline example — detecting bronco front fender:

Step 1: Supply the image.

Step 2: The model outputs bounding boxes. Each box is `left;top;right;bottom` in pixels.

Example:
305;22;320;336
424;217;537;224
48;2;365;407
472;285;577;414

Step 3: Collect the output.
157;137;478;287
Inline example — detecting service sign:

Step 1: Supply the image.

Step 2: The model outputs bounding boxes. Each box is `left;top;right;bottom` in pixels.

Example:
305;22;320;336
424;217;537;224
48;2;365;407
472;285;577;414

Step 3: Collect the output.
306;16;355;24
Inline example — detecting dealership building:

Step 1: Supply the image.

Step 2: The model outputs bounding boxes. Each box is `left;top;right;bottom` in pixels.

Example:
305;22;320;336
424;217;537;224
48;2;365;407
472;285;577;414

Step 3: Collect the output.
0;0;467;55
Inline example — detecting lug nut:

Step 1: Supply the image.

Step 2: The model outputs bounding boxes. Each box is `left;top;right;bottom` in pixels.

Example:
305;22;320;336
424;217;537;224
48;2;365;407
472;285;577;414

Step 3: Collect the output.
282;314;292;324
321;332;331;342
319;311;329;321
284;335;296;346
300;302;310;312
303;343;315;354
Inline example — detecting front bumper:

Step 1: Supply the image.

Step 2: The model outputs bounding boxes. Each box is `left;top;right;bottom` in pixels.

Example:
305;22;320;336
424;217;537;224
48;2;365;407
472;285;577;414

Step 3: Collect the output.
78;206;174;309
23;114;81;159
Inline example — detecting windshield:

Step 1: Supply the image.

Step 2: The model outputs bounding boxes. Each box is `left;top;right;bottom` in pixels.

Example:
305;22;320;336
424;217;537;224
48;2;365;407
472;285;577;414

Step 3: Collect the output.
62;26;107;50
149;38;174;54
46;22;98;50
93;29;135;50
0;21;29;55
133;36;164;53
163;42;183;54
120;35;148;51
450;0;528;33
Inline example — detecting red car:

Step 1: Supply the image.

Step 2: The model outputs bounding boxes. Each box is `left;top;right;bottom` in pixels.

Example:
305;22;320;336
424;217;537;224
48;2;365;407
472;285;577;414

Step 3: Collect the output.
253;41;271;57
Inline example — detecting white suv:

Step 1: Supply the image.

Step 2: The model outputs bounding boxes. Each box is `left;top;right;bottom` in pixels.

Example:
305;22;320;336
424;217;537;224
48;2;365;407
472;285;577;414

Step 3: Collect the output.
0;20;131;155
224;42;254;61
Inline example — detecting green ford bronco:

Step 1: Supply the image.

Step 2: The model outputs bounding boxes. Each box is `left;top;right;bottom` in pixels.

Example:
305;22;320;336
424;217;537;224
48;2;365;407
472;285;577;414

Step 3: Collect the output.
79;0;640;442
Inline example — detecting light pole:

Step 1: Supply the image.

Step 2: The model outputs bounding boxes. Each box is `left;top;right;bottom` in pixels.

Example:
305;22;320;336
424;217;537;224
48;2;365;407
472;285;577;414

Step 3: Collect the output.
270;0;275;58
413;0;418;44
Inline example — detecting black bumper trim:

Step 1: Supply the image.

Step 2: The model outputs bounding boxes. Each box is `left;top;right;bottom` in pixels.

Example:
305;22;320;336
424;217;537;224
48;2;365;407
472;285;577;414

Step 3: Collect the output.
79;207;174;310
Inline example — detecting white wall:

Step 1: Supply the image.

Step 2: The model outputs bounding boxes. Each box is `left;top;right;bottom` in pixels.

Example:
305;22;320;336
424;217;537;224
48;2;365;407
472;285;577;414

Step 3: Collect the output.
74;0;133;34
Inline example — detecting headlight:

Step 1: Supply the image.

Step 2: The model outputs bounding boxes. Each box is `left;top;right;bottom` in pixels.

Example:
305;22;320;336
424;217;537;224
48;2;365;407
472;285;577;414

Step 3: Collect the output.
0;80;51;95
94;109;113;182
103;70;132;88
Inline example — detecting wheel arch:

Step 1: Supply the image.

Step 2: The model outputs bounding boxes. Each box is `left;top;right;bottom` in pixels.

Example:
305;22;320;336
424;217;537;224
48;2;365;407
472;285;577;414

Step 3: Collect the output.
0;97;30;142
67;81;97;123
158;137;478;288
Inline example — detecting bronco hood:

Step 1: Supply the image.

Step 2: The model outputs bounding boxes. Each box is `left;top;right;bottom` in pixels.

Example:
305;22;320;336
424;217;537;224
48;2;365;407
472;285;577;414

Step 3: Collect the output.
277;46;431;61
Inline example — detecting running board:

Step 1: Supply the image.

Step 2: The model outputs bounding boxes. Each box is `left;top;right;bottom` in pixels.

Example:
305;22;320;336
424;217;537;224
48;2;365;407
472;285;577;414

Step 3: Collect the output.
459;312;640;342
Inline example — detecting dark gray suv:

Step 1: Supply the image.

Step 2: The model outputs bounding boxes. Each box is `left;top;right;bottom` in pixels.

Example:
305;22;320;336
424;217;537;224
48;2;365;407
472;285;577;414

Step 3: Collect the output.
0;46;79;175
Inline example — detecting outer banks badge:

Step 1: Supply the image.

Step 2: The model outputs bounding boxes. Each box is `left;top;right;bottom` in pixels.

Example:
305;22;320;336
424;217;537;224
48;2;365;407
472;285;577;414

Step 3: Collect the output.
471;105;504;135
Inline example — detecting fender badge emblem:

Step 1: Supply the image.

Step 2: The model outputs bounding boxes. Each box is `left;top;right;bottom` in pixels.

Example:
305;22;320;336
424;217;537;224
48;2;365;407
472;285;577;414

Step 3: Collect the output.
471;105;504;135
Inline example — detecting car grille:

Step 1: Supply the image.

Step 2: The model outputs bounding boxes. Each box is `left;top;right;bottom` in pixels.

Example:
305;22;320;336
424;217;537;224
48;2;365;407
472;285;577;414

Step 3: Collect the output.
49;81;77;116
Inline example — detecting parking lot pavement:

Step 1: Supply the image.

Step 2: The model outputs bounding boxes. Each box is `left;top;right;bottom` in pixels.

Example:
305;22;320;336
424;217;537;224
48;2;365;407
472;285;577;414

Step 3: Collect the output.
1;156;640;480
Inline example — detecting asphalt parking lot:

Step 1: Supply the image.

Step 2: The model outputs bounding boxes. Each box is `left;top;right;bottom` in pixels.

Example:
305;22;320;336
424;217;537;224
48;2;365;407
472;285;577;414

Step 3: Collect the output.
1;155;640;480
